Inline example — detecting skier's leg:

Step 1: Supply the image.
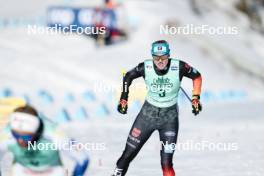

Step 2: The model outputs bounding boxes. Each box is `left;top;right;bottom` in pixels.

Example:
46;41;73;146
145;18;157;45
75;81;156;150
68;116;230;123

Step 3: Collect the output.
159;126;178;176
114;102;157;176
159;107;179;176
115;118;154;175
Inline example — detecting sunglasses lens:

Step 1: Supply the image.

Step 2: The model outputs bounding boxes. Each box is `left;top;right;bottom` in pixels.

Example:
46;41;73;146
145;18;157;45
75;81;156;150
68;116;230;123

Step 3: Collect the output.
12;131;33;142
154;57;166;61
153;54;168;61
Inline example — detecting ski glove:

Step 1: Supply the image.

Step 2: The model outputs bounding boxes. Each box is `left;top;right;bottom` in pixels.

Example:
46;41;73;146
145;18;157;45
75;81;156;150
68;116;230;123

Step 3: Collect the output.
117;99;128;114
72;158;89;176
192;95;202;116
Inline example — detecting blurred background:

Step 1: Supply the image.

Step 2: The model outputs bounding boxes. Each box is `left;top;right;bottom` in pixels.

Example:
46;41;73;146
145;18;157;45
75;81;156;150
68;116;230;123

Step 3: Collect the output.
0;0;264;175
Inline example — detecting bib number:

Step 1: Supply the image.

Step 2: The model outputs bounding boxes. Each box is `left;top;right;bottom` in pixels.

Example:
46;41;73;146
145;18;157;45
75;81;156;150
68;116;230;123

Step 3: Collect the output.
159;90;166;97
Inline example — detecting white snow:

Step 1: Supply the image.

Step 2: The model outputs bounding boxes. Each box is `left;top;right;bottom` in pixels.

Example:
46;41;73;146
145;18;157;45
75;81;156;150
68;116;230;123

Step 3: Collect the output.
0;0;264;175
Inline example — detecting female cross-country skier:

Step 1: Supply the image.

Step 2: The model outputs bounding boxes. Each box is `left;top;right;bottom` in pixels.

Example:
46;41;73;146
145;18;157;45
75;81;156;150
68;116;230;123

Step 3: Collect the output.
112;40;203;176
0;105;89;176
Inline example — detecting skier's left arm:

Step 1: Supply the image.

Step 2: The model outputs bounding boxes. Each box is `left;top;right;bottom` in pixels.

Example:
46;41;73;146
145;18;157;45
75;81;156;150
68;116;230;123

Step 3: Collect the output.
179;61;202;115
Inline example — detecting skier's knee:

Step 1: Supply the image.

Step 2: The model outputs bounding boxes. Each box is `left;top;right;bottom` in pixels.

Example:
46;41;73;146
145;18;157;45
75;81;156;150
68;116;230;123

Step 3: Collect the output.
161;153;173;167
122;149;137;162
161;160;173;168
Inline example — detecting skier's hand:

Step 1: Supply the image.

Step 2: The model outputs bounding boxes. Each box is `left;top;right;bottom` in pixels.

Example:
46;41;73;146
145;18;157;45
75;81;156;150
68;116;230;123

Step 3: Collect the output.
117;99;128;114
72;158;89;176
192;95;202;116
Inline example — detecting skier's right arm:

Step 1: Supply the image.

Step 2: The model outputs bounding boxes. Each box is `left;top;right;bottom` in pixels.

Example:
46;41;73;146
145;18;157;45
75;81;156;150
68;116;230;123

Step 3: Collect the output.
118;62;145;114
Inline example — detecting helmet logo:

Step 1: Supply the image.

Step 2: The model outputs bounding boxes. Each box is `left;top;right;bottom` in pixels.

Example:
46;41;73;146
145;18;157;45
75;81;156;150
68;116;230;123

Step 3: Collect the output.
151;41;170;56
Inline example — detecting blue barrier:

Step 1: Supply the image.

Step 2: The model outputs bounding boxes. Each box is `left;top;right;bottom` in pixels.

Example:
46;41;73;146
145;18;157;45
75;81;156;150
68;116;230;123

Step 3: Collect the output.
82;91;96;102
56;108;71;123
38;90;54;104
218;90;247;101
63;93;75;103
0;88;249;118
0;88;13;97
95;104;109;117
74;106;88;120
201;91;215;103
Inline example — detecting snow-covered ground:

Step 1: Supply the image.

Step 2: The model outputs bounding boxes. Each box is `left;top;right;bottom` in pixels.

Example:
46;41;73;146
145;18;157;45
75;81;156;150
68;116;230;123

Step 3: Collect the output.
0;0;264;175
65;101;264;176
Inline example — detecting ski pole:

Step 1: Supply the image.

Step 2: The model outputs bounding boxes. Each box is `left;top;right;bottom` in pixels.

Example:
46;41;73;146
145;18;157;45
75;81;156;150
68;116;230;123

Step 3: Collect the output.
180;87;192;103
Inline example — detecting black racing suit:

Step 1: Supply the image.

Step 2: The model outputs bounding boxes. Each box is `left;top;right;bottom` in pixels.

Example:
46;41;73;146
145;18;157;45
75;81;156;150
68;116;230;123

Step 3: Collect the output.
116;59;201;176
